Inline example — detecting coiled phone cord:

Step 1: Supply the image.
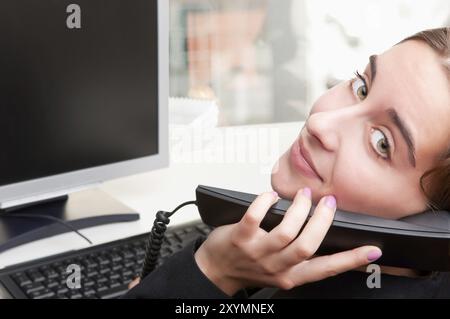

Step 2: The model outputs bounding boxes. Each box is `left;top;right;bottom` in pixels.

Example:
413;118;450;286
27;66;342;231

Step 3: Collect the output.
140;200;197;279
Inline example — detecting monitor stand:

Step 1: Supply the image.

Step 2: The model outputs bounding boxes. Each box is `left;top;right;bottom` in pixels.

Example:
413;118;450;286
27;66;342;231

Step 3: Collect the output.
0;188;140;253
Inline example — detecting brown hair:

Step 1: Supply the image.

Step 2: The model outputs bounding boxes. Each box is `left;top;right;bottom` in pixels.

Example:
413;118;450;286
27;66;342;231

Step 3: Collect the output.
400;27;450;212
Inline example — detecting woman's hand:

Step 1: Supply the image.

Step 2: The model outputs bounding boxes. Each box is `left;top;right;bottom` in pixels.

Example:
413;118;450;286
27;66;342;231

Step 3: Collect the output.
193;188;382;296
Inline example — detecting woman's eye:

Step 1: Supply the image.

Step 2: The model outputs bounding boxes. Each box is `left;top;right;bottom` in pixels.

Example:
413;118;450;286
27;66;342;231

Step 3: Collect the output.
370;128;390;159
352;72;368;100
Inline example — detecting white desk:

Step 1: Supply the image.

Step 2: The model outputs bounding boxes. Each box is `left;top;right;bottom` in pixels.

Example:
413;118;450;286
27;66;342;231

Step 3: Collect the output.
0;122;302;270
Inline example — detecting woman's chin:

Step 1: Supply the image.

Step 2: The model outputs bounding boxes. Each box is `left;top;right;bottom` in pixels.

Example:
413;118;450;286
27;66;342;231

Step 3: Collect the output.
271;180;295;200
271;153;301;200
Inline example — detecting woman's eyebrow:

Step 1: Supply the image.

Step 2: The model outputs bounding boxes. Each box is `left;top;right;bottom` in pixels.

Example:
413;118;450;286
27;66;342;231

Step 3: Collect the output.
369;54;416;168
386;108;416;167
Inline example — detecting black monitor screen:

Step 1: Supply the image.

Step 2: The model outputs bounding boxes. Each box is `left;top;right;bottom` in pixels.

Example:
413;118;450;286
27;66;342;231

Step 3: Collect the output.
0;0;159;186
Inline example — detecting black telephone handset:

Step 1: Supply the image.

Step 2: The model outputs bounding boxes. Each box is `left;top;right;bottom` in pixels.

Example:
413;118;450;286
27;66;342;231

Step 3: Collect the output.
195;185;450;271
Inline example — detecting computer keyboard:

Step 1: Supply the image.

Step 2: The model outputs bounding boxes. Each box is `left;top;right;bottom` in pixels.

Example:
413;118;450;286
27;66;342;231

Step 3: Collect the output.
0;220;212;299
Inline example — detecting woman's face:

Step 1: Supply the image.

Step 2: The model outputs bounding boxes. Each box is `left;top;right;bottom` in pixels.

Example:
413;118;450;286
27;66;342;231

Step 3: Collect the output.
271;40;450;219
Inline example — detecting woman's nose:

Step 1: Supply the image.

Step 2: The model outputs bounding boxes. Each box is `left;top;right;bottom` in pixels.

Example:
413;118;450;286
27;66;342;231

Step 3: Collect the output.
305;107;357;152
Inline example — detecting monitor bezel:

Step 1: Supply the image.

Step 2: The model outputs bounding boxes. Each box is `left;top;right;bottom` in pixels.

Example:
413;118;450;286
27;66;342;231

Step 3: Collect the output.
0;0;169;208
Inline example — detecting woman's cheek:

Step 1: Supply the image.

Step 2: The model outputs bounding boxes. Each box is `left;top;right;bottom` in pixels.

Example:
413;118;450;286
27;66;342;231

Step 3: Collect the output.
331;160;385;214
332;168;366;211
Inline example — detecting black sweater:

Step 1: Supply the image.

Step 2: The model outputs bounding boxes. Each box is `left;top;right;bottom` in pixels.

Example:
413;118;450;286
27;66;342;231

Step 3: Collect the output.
123;237;450;299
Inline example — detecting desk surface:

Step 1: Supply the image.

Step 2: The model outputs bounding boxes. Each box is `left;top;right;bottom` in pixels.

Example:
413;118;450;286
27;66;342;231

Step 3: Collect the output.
0;122;302;269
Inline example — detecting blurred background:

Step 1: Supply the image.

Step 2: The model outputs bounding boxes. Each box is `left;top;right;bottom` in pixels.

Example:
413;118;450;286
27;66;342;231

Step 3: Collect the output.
168;0;450;126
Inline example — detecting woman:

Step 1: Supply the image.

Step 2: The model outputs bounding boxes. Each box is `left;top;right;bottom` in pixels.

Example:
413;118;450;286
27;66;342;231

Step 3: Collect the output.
124;27;450;298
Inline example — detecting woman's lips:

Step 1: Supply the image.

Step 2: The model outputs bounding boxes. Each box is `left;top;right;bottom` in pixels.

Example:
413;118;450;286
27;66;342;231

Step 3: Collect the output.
289;137;323;181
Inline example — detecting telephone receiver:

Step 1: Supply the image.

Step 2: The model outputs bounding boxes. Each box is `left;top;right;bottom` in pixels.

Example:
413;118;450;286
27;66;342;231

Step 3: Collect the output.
195;185;450;271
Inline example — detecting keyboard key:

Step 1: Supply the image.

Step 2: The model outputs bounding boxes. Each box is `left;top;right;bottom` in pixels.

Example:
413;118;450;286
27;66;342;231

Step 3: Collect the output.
110;279;121;288
27;270;46;283
68;291;83;299
112;264;123;272
55;265;67;275
83;289;96;298
110;253;122;263
97;256;110;266
98;284;129;299
97;285;109;293
134;248;146;257
30;288;55;299
24;282;46;295
122;270;133;277
42;268;59;280
47;281;59;289
84;259;99;269
99;266;110;275
57;287;69;295
109;273;120;281
13;273;32;287
87;253;99;260
121;251;134;260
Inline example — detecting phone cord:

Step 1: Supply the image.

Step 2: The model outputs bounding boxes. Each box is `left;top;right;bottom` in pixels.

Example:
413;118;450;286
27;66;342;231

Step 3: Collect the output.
140;200;197;279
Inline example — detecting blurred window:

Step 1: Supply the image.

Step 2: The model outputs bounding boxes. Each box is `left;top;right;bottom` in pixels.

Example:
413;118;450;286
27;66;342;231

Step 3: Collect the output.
169;0;449;126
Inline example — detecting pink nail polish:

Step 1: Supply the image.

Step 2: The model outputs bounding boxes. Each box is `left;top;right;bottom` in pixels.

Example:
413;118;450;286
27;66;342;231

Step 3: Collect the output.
325;195;336;208
302;187;311;199
272;191;278;198
367;250;382;262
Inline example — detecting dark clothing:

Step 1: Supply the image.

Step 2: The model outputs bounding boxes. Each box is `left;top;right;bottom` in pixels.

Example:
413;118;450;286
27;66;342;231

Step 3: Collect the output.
271;270;449;299
123;236;450;299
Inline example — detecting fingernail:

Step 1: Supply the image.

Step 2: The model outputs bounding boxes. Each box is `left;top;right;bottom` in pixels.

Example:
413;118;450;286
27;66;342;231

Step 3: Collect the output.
367;249;382;262
272;191;278;198
324;195;336;209
302;187;311;199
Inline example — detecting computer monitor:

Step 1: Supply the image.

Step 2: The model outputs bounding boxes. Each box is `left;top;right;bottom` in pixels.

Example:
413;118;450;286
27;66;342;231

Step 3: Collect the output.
0;0;168;250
